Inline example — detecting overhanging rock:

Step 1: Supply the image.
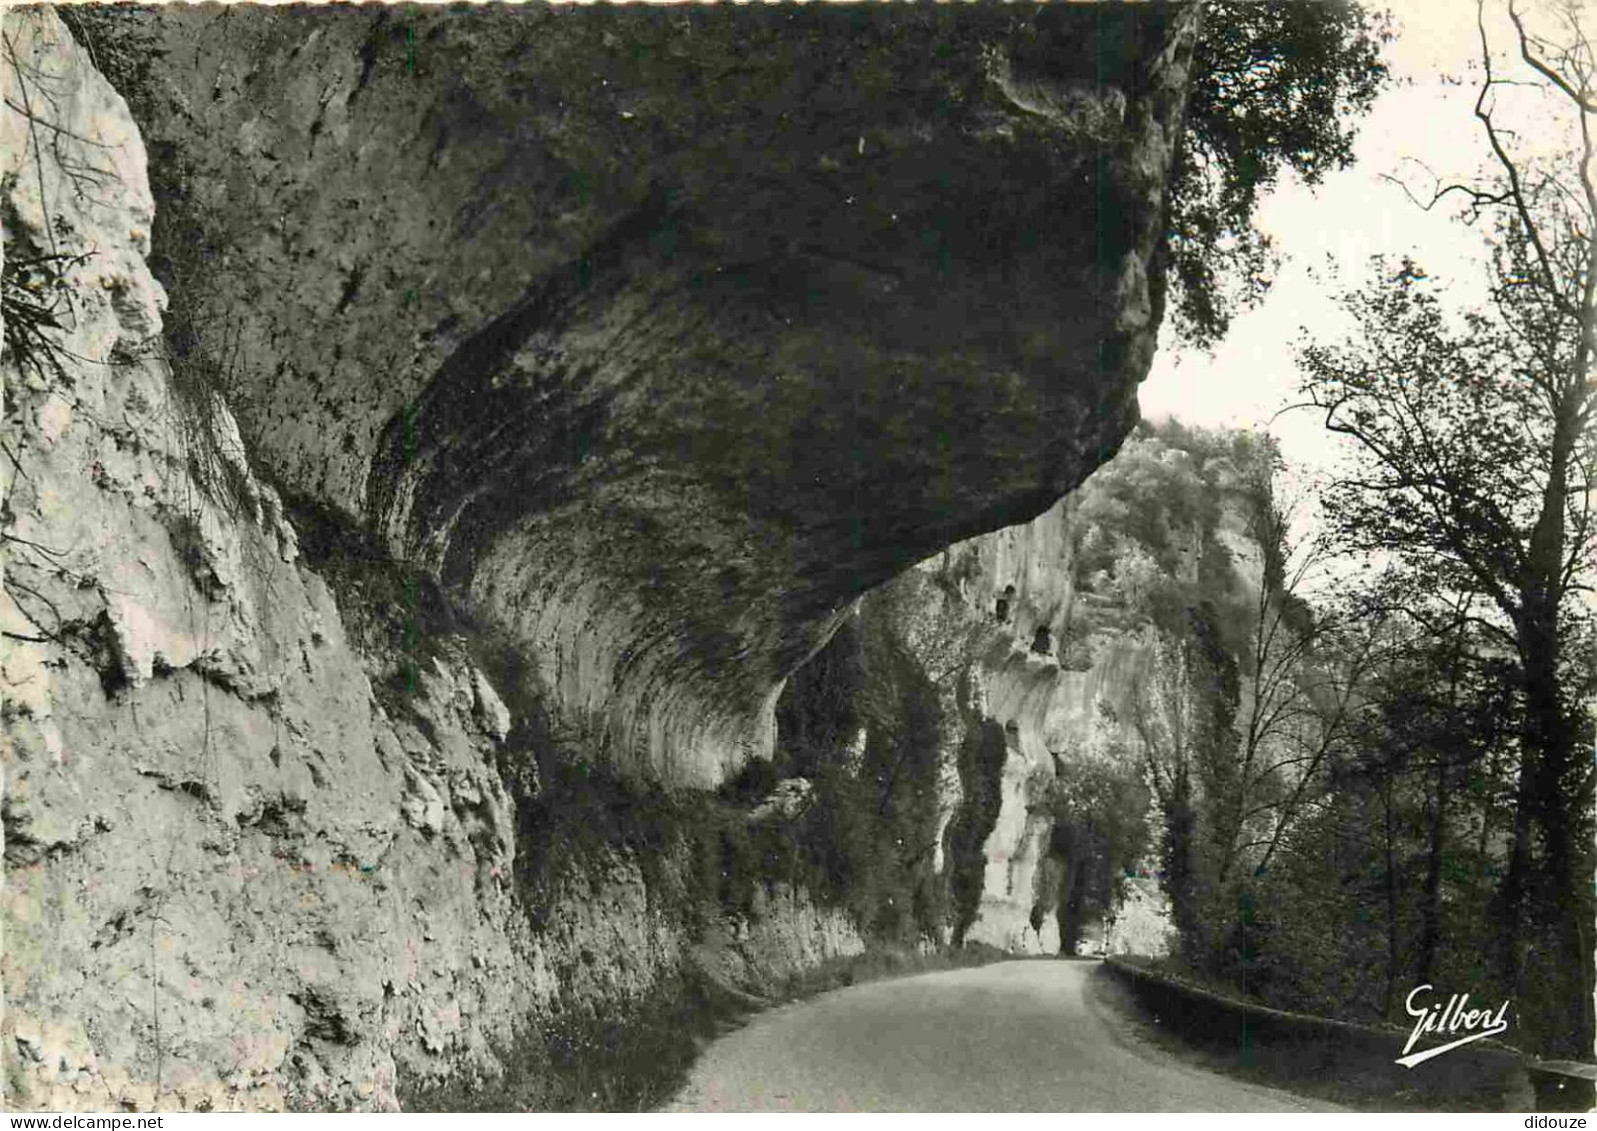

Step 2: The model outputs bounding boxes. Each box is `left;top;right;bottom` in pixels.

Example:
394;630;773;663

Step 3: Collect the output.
121;3;1201;785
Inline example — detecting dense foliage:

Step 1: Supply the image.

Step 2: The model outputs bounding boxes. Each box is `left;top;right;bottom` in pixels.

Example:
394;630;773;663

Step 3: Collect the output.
1067;424;1306;974
1047;752;1151;955
1154;3;1597;1061
1170;1;1390;346
1096;401;1590;1064
760;595;958;945
1293;227;1596;1055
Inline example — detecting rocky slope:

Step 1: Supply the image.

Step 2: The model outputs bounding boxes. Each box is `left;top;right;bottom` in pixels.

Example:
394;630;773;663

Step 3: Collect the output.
3;4;1204;1112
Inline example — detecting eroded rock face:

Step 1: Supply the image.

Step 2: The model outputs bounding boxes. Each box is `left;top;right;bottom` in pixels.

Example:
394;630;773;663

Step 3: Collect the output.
858;500;1137;956
115;2;1201;785
0;11;865;1110
924;501;1159;955
862;432;1266;957
2;3;1212;1108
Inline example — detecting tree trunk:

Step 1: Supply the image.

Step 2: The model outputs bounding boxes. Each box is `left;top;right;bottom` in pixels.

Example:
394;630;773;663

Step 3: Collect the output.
1515;380;1592;1059
1492;751;1535;1015
1382;778;1401;1020
1519;599;1592;1060
1418;755;1446;988
1164;763;1202;963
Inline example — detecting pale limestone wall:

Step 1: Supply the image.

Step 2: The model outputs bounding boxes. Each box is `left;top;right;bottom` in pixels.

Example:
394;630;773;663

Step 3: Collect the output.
898;478;1237;958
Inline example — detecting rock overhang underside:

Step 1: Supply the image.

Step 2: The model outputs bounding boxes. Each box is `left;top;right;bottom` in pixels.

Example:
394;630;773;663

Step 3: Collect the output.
122;1;1200;786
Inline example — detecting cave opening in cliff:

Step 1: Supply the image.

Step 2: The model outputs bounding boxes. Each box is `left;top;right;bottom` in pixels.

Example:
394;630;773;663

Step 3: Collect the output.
996;583;1016;623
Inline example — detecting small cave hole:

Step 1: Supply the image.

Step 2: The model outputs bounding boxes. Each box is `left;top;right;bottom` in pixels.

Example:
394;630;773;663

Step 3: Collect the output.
996;584;1016;623
1031;625;1053;656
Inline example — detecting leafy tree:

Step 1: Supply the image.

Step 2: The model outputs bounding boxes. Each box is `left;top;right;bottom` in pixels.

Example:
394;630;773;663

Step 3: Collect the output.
762;603;955;944
1296;0;1597;1059
1124;608;1241;965
1169;0;1391;346
1214;478;1385;891
1359;594;1519;1003
1240;586;1526;1032
1047;752;1151;955
1076;425;1308;969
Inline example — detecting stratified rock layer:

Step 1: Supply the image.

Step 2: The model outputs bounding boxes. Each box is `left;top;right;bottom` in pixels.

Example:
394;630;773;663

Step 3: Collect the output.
118;2;1201;784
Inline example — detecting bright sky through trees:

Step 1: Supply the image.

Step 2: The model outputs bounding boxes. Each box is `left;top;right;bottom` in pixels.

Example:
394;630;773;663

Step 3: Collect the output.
1141;0;1580;480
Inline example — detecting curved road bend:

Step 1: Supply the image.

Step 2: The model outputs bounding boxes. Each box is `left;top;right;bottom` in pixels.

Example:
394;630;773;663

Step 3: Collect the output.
665;959;1339;1112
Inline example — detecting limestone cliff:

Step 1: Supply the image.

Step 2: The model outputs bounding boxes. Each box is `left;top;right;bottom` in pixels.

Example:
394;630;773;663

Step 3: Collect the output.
83;0;1200;786
841;428;1271;957
3;3;1203;1112
0;11;858;1111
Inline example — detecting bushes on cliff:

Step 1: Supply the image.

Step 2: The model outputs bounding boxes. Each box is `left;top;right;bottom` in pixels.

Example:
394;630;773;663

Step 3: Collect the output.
0;243;87;388
775;613;867;778
286;492;464;705
1076;423;1335;979
945;714;1009;946
1069;420;1273;651
494;602;949;954
55;6;160;110
763;607;951;944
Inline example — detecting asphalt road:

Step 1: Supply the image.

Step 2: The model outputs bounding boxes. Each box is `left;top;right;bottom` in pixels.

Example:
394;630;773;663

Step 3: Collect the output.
665;959;1340;1112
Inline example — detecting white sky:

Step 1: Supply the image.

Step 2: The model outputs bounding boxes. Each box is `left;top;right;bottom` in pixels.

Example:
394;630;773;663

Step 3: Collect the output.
1139;0;1581;479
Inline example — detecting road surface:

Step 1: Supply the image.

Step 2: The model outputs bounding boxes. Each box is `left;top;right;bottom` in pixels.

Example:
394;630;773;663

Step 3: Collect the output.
665;959;1339;1112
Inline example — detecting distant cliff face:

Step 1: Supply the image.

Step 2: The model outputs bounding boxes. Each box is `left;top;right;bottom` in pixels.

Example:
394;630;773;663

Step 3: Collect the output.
103;2;1201;785
840;429;1269;956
